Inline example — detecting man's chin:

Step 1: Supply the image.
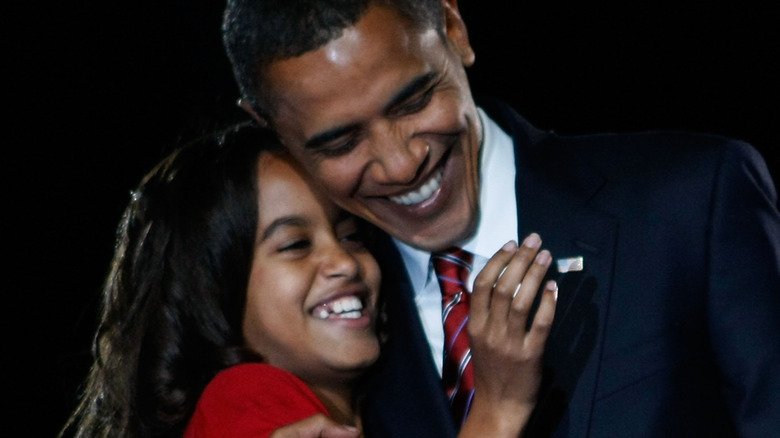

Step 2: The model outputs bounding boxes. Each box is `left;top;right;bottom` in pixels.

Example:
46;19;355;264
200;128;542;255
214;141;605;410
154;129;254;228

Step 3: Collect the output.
387;220;476;253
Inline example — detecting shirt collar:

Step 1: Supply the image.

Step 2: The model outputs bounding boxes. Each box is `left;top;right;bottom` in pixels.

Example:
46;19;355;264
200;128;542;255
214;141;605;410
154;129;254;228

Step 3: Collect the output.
460;107;518;260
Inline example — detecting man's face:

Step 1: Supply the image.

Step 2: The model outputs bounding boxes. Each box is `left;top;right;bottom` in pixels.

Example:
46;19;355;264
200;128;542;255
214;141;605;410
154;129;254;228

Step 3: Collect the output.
263;4;482;252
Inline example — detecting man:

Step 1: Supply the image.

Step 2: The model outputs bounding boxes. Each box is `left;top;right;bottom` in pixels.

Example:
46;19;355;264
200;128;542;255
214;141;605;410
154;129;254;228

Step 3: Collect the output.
222;0;780;436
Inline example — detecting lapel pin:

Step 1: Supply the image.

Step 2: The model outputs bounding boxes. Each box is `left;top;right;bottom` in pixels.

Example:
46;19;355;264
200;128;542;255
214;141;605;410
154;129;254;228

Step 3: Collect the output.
556;256;584;273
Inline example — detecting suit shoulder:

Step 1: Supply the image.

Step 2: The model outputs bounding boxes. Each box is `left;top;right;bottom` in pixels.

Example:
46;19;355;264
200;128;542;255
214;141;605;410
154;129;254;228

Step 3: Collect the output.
547;130;762;178
562;129;747;157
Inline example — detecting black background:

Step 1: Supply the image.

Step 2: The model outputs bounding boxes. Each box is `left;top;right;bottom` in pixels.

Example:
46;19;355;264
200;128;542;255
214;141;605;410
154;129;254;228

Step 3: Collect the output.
8;2;778;436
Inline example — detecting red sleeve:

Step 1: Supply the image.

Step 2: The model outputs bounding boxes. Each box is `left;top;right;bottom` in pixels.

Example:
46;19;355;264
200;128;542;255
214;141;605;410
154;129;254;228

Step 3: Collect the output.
183;363;330;438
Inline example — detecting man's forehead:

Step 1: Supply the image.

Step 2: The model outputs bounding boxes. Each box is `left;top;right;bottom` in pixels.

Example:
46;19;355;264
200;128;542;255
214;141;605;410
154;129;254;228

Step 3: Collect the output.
265;35;445;143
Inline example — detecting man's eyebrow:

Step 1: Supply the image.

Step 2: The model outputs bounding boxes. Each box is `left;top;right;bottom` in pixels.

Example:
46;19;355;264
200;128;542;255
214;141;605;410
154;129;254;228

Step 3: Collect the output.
383;72;437;113
260;216;308;242
303;72;438;150
305;123;361;150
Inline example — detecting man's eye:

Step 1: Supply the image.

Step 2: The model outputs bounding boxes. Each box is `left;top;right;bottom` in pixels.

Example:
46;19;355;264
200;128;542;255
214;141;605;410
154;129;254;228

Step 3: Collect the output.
319;136;360;158
396;87;435;115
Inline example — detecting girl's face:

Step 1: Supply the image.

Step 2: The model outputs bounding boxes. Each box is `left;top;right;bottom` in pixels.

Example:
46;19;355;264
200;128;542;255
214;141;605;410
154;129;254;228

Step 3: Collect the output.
242;152;381;386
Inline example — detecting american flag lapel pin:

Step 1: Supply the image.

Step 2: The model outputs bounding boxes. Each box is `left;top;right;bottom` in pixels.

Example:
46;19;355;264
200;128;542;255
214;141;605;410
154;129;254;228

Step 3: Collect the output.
556;256;584;273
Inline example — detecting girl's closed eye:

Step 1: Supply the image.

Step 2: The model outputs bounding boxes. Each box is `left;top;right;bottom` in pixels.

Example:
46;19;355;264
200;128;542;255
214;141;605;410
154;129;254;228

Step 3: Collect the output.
340;231;367;250
278;237;311;254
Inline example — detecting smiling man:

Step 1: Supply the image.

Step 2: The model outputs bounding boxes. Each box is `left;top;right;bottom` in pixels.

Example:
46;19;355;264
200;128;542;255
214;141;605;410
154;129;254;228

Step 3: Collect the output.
229;1;482;252
222;0;780;436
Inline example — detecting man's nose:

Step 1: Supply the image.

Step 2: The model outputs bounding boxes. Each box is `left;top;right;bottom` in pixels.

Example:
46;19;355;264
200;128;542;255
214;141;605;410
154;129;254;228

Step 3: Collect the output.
367;134;429;185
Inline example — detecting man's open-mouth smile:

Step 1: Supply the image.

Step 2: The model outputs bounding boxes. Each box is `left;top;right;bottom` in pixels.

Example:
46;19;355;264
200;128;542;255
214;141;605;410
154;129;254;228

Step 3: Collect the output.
388;167;443;206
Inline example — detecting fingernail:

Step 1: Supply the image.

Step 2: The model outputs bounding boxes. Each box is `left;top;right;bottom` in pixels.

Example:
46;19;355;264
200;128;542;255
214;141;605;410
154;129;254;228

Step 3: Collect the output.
546;280;558;300
502;240;518;252
523;233;541;248
535;249;552;266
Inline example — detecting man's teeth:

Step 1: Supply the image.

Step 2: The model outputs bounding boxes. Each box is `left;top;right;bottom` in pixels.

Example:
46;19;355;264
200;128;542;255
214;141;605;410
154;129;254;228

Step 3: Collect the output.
389;169;442;206
314;296;364;320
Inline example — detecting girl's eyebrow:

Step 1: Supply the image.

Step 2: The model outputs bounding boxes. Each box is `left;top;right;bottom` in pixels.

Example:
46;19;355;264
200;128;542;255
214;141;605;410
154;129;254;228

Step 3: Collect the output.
260;216;309;242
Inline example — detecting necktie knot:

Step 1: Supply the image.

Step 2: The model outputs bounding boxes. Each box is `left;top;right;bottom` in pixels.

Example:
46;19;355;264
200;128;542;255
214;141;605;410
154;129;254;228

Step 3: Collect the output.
432;248;474;299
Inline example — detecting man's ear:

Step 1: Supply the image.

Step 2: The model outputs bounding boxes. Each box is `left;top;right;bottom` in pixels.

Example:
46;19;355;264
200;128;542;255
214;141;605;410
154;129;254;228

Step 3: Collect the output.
238;98;269;127
441;0;475;67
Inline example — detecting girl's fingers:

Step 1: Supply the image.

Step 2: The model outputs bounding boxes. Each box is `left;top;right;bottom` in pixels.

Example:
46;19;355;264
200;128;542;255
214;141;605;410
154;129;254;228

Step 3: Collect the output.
471;240;518;326
506;249;552;336
488;234;542;324
525;280;558;354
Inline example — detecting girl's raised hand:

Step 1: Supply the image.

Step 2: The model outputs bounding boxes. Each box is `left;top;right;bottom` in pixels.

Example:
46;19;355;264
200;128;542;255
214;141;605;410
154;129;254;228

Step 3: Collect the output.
460;233;557;438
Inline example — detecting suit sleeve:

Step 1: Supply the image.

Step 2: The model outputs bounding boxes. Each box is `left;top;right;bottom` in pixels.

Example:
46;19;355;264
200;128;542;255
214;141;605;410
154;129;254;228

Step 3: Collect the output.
707;141;780;437
183;363;330;438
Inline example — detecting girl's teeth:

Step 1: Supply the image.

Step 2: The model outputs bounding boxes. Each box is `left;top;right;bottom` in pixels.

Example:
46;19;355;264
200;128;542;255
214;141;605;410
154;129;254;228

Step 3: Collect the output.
341;311;361;319
313;296;364;319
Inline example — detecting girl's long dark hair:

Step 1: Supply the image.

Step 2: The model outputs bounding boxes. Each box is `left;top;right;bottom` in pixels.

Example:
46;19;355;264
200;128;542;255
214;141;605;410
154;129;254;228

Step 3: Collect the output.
61;123;281;437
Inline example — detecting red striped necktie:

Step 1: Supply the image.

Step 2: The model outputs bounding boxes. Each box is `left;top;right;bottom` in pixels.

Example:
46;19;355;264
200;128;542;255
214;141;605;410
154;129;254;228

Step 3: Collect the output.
432;248;475;426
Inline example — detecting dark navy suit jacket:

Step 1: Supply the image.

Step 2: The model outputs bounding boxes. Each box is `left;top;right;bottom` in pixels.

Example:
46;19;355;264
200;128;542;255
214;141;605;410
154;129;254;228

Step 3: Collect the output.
361;100;780;437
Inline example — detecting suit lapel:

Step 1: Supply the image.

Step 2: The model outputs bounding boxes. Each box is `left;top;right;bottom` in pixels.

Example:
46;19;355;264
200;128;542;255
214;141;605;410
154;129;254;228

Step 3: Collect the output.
362;232;458;438
487;100;618;437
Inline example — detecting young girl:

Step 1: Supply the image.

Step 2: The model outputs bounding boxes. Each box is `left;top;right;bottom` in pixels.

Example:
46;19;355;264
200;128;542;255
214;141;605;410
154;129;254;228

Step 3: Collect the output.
61;123;556;438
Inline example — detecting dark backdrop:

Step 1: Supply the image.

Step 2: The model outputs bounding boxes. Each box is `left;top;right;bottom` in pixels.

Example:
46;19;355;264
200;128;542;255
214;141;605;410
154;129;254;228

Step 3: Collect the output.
8;2;778;436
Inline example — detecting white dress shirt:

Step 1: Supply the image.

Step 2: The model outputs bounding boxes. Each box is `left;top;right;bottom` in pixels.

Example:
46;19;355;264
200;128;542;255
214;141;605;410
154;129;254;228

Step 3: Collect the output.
393;108;519;374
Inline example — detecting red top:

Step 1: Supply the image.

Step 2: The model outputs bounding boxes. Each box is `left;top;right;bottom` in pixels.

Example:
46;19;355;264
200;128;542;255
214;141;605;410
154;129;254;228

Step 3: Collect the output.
183;363;329;438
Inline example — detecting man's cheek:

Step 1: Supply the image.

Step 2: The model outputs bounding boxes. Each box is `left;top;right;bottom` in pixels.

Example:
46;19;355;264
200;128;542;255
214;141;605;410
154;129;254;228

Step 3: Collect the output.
416;97;468;133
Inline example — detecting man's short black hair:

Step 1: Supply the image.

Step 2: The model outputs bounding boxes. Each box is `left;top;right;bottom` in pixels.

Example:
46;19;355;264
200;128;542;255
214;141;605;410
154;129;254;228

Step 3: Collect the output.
222;0;444;120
